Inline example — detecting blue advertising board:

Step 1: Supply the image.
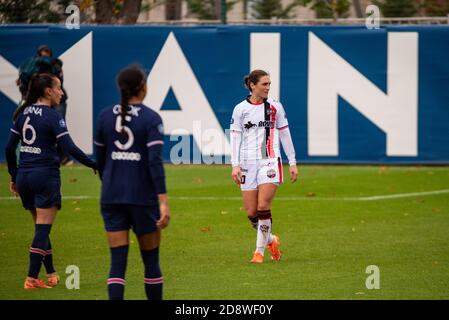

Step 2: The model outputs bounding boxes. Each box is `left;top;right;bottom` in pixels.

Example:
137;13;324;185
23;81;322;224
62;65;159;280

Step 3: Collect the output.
1;25;448;164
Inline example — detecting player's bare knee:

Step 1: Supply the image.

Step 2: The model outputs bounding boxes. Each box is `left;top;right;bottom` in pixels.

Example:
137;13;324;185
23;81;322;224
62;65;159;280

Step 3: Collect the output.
138;231;160;251
257;204;271;211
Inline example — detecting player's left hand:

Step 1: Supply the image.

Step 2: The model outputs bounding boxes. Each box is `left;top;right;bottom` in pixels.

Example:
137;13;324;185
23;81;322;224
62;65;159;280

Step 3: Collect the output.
157;201;171;229
9;181;18;197
289;165;298;183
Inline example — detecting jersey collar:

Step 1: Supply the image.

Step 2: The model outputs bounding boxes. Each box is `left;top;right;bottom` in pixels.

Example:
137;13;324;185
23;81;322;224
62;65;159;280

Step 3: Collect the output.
246;95;267;106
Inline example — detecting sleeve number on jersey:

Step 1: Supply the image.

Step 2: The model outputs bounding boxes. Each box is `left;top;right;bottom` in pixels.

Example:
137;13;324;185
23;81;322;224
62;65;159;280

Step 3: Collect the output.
22;116;36;145
114;115;134;151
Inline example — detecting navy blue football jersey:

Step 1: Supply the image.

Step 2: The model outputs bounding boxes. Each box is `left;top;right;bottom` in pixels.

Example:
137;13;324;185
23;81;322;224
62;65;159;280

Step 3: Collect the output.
10;104;69;171
94;103;165;206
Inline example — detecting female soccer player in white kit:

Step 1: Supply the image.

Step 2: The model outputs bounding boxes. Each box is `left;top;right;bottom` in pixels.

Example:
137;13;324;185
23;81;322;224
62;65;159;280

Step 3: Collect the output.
230;70;298;263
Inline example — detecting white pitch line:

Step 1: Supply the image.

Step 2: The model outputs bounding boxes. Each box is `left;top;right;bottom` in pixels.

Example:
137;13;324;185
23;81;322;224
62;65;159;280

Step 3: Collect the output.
356;189;449;201
1;189;449;202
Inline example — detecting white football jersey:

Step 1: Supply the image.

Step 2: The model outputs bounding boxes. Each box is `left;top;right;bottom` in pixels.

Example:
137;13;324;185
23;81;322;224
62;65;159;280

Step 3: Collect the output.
230;97;289;163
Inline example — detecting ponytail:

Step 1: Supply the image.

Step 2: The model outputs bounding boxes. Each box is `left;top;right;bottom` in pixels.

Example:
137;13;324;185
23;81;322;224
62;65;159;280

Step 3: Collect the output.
116;65;147;135
119;89;130;134
13;73;56;121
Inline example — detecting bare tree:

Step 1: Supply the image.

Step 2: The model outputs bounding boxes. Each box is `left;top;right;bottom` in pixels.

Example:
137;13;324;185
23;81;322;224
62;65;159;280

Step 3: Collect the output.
95;0;143;24
353;0;363;18
118;0;143;23
95;0;114;23
166;0;183;20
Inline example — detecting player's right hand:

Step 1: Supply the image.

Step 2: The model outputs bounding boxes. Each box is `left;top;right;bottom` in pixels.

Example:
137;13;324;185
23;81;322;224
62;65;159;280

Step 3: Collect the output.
157;200;171;229
231;166;242;185
9;181;18;197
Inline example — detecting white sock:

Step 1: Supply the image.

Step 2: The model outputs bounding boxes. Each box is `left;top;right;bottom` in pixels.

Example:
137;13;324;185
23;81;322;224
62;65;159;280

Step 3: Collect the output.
256;216;272;255
250;216;273;244
268;233;273;245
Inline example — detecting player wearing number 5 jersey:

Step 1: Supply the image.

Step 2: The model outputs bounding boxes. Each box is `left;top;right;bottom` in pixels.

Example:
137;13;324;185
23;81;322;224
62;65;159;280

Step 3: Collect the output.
4;73;97;289
230;70;298;263
94;65;170;300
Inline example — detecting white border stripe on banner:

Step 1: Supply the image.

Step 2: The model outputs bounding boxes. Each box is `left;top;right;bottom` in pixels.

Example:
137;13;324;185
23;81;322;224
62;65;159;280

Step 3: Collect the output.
1;189;448;202
250;33;280;100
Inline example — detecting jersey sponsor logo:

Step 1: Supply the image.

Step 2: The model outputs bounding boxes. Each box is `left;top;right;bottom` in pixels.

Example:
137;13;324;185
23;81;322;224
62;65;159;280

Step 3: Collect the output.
111;151;141;161
244;121;257;130
243;120;275;130
258;120;275;128
23;106;42;117
20;145;42;154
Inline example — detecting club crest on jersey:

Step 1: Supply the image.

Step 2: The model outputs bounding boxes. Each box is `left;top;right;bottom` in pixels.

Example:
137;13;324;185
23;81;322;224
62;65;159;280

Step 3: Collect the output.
59;119;66;128
230;118;234;124
265;108;276;117
158;123;164;134
267;169;276;178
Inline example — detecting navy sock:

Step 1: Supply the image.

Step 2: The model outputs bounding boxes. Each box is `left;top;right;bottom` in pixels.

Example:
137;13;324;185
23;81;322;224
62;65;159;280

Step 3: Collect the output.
28;224;51;278
43;237;56;274
141;247;163;300
107;245;129;300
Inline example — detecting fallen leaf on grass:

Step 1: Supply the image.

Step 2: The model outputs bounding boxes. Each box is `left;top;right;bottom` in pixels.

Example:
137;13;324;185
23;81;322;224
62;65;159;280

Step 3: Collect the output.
378;166;389;174
306;192;316;197
193;176;203;184
69;178;77;183
200;226;211;233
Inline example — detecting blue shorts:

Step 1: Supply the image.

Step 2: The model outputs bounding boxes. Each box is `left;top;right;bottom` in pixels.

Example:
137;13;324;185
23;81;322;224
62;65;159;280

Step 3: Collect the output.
16;170;61;211
101;204;160;236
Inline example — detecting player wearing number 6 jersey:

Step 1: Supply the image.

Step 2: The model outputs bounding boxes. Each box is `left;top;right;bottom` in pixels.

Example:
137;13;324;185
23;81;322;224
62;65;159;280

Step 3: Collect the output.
4;73;97;289
230;70;298;263
94;65;170;300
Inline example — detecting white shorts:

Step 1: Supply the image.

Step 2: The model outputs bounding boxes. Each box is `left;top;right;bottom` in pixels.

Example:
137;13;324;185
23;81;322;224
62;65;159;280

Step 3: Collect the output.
240;157;283;191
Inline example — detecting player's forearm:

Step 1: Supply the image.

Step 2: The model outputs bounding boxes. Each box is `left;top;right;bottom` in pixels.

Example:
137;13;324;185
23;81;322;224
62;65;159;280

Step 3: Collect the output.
158;193;169;205
59;135;97;169
94;145;106;178
279;127;296;166
230;130;242;167
5;133;20;182
148;144;167;194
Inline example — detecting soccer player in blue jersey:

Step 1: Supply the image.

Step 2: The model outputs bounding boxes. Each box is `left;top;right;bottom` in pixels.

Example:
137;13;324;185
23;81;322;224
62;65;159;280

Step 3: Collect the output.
94;65;170;300
5;73;97;289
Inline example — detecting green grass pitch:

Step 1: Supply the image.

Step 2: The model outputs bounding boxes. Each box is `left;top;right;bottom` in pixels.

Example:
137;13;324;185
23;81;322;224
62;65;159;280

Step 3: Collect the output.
0;164;448;300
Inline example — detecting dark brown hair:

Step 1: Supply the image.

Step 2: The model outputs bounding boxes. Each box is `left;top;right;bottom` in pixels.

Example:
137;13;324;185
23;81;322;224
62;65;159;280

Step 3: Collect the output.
243;70;269;92
13;73;57;121
116;65;146;133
